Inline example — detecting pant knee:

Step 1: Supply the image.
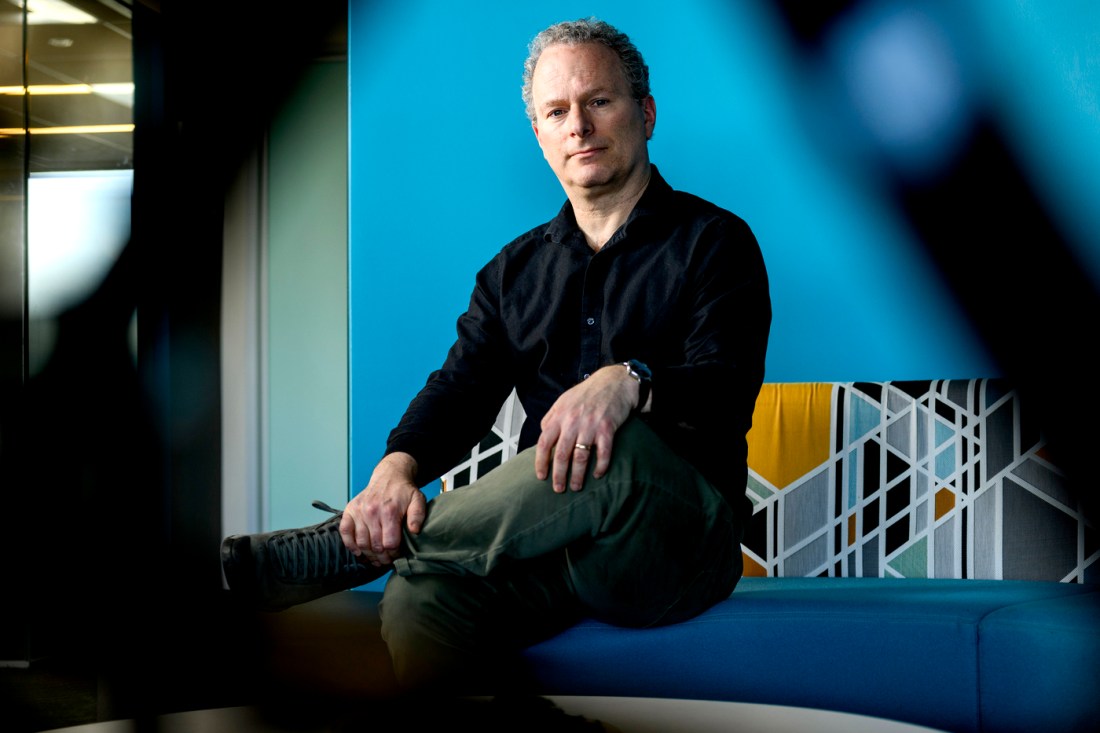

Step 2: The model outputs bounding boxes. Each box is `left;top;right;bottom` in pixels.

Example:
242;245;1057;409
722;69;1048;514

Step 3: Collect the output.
379;563;577;693
381;573;470;653
380;573;502;691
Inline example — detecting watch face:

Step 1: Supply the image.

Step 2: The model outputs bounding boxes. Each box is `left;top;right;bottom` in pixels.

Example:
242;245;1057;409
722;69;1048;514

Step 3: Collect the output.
629;359;652;380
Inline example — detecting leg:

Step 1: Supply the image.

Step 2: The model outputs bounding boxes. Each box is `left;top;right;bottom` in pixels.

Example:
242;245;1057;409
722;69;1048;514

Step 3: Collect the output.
379;551;581;693
394;417;742;627
377;419;741;692
223;418;741;628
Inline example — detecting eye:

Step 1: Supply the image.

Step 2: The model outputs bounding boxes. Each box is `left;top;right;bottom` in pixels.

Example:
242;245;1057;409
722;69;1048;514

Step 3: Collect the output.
591;98;609;108
547;108;566;119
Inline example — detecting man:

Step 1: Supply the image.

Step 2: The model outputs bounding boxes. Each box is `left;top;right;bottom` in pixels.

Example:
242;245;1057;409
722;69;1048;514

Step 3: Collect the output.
222;17;770;693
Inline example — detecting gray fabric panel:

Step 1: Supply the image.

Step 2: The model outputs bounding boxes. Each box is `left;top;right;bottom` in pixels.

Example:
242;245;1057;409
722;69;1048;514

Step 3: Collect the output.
1011;457;1075;507
915;499;928;535
973;486;997;579
784;534;829;577
1002;477;1078;581
886;385;911;414
935;517;956;579
886;416;912;461
946;380;971;409
862;534;880;577
783;469;830;547
915;466;930;499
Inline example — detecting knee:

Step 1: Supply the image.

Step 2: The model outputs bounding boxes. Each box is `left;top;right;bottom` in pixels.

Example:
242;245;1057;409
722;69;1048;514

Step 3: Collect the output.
379;574;487;692
602;417;682;483
380;573;462;652
380;573;538;694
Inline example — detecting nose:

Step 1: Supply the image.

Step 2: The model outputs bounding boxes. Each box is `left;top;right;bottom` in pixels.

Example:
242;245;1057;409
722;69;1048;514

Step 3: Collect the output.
567;105;593;138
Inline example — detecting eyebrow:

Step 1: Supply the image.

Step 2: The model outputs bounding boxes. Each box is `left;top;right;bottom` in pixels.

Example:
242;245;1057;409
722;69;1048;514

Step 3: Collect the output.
538;87;617;111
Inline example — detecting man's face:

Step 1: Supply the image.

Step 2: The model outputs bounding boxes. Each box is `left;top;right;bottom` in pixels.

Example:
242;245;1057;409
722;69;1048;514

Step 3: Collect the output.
530;43;656;196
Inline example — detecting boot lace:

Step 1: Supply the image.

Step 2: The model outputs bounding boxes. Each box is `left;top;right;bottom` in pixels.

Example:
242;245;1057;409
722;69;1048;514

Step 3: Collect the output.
270;500;369;581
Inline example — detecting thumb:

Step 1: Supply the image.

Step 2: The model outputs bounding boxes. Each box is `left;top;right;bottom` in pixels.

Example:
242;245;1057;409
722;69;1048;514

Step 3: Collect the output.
406;490;427;534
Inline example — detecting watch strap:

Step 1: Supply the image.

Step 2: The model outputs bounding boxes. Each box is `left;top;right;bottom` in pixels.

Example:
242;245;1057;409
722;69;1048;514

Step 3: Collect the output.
623;360;652;412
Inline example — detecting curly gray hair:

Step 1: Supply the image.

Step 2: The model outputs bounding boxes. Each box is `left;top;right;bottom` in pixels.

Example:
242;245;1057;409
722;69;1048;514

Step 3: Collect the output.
521;17;650;122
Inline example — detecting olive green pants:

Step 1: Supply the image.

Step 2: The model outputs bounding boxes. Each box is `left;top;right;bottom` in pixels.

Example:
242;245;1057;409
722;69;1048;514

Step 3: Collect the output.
379;418;743;692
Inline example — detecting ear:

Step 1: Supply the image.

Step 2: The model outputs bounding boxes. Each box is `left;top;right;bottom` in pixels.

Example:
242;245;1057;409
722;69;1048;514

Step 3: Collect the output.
641;95;656;140
532;120;550;160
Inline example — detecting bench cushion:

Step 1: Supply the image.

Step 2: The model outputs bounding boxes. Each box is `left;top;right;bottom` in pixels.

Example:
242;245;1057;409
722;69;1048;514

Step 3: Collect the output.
978;589;1100;733
521;577;1098;733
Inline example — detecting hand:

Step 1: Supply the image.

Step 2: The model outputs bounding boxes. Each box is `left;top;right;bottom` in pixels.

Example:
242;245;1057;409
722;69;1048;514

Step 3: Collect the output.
535;364;640;493
339;452;426;566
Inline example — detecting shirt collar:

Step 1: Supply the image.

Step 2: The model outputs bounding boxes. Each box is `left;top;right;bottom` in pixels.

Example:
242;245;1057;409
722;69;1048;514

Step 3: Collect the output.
543;165;673;246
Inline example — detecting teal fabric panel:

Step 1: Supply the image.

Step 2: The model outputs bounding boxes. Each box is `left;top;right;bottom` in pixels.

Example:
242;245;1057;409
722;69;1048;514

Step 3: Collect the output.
978;590;1100;733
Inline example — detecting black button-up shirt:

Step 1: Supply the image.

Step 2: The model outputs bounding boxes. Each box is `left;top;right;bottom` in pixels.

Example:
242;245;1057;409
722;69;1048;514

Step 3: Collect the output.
386;166;770;520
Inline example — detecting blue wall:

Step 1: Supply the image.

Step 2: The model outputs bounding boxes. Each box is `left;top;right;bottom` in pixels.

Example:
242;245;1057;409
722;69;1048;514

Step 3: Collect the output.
347;0;1099;507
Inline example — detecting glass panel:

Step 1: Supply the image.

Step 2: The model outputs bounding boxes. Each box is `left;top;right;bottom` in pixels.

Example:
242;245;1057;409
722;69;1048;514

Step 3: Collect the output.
24;0;133;173
0;4;26;382
19;0;134;374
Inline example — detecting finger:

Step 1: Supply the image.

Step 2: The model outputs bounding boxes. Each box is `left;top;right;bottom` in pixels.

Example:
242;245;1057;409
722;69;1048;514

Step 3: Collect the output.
380;519;399;555
363;518;382;557
339;511;360;555
552;440;574;493
348;509;378;560
384;493;416;553
591;422;617;478
406;491;426;534
356;500;383;556
592;442;613;479
570;441;593;491
369;508;391;556
535;426;558;481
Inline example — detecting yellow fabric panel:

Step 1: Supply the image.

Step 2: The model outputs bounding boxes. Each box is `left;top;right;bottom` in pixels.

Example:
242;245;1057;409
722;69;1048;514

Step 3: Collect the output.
746;383;835;490
935;487;956;520
742;551;767;577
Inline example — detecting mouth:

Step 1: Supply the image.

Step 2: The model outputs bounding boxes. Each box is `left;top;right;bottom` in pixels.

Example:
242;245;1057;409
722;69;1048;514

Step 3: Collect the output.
570;147;605;159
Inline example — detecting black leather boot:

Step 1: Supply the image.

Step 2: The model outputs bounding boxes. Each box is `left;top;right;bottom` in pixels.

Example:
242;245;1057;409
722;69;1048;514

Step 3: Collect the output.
221;501;384;611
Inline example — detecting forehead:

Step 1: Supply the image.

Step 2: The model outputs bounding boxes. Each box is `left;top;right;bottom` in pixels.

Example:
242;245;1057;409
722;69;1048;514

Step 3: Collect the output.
530;43;629;98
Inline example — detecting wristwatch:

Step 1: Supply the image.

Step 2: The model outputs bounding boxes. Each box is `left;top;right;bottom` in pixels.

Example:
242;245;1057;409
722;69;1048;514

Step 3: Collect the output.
623;359;652;412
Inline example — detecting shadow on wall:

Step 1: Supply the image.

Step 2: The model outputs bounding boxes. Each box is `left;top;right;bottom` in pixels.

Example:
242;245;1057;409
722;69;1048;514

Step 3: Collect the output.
0;1;352;727
772;0;1100;523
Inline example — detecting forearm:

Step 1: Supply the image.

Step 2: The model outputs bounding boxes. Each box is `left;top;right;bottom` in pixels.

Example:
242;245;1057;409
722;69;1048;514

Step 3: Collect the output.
386;374;514;486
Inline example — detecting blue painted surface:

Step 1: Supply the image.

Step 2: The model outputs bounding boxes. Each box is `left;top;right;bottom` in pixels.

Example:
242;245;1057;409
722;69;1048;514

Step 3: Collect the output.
347;0;1097;511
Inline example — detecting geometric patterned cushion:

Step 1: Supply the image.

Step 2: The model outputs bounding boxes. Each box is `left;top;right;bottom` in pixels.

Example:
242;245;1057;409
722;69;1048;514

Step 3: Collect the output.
442;380;1098;584
743;380;1097;583
439;393;527;493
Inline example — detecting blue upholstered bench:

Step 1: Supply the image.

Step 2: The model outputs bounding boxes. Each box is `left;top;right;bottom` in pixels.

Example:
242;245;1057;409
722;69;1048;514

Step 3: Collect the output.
521;577;1100;733
263;381;1097;732
431;380;1100;733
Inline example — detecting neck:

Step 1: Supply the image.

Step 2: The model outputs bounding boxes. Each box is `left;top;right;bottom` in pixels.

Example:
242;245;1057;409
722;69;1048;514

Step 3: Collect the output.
568;165;652;252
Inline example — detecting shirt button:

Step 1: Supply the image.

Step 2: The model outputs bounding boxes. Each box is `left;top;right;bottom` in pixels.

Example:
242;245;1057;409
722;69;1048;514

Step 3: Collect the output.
586;317;595;325
583;373;591;379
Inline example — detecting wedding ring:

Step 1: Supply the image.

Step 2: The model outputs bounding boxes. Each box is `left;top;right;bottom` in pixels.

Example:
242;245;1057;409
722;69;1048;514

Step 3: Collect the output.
574;443;591;451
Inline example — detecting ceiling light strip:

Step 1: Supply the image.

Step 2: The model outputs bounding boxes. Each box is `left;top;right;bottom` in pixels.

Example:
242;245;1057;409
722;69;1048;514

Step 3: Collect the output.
0;83;135;96
0;124;135;135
